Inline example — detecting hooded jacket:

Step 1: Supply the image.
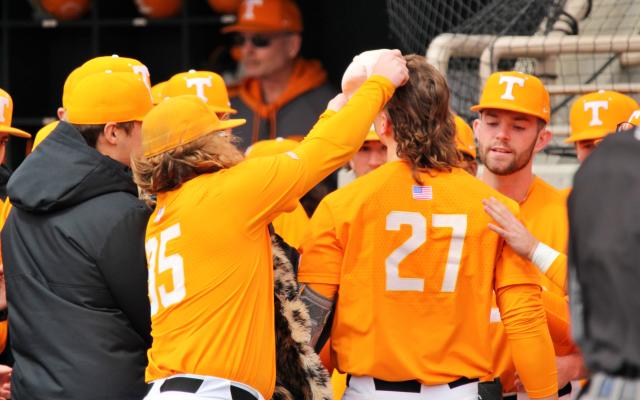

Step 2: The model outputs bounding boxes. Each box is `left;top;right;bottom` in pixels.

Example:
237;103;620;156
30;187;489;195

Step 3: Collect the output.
2;121;151;400
230;59;335;148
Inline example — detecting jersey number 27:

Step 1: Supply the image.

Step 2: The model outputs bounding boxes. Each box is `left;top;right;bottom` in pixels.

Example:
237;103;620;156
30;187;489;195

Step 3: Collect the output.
386;211;467;293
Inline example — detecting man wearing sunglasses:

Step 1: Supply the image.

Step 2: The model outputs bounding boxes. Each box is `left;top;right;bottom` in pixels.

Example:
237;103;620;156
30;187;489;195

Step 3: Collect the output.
222;0;335;149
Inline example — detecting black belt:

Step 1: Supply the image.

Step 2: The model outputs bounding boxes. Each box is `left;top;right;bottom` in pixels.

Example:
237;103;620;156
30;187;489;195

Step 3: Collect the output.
158;377;258;400
503;382;572;399
347;375;478;393
613;363;640;379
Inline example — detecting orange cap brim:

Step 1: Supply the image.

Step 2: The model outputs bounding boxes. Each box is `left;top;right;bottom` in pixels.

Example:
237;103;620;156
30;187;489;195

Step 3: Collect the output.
216;118;246;131
144;118;247;157
470;102;549;124
564;128;613;143
0;125;32;139
207;105;237;115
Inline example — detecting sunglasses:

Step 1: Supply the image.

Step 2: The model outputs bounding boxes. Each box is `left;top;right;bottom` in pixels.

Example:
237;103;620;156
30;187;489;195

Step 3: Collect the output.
616;121;637;132
232;33;288;48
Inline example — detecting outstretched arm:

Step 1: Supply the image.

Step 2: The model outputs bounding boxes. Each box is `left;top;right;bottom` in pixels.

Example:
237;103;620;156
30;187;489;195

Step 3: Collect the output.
233;51;409;228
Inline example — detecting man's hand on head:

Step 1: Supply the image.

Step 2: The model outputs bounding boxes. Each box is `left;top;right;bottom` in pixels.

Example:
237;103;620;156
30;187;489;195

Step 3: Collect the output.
371;49;409;88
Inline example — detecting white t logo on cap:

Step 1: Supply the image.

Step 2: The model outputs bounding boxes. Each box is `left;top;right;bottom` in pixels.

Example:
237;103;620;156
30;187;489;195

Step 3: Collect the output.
186;77;212;103
498;76;525;101
629;110;640;123
132;65;153;101
584;100;608;126
0;97;8;123
243;0;263;20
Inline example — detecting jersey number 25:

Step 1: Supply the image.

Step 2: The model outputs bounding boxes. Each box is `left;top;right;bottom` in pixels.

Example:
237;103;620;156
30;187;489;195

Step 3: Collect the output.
146;223;186;316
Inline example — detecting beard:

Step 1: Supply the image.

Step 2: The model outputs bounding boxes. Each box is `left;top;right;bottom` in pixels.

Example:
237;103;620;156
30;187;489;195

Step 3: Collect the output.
479;137;538;176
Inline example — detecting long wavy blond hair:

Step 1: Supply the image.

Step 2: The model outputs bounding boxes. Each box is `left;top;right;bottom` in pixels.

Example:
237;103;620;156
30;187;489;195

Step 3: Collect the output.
387;54;460;183
132;132;244;197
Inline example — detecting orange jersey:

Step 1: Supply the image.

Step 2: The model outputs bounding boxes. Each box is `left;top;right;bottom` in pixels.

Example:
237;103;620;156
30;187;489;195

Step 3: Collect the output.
144;75;396;399
271;201;309;250
299;161;554;391
490;176;571;393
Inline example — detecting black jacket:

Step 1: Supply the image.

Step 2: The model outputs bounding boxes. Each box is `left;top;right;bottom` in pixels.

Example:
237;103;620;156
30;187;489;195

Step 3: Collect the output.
2;122;152;399
568;128;640;376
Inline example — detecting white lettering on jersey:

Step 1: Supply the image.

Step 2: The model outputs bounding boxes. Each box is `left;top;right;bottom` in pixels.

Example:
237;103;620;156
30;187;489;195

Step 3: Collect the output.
243;0;263;20
186;77;212;103
584;100;608;127
0;97;8;123
498;76;525;101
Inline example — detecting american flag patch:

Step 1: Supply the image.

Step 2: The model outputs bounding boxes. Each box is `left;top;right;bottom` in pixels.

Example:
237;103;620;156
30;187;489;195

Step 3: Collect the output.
412;185;433;200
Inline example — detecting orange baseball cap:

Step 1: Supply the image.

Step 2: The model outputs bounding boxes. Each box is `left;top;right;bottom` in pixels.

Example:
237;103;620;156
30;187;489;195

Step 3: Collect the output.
454;115;476;158
33;121;59;149
66;71;153;124
0;89;31;138
245;137;298;158
471;71;550;123
142;95;246;157
566;91;639;143
222;0;302;33
62;55;151;108
151;81;167;105
163;70;236;114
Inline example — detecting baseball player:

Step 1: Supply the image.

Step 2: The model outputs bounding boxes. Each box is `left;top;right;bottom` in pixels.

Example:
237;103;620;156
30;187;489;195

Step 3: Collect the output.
337;128;387;187
297;55;558;400
133;50;408;400
471;71;582;398
0;89;32;196
565;91;638;162
348;129;387;178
